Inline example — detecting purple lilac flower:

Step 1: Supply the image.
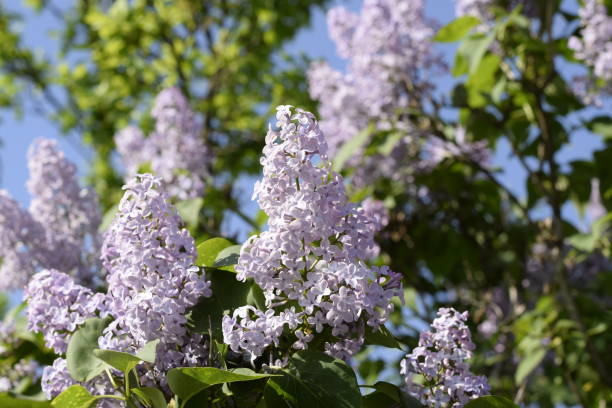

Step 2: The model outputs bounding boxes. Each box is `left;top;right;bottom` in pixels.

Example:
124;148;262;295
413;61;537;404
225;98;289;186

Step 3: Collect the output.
222;106;402;361
568;0;612;83
455;0;539;25
100;173;211;385
0;139;100;290
41;358;118;407
401;308;490;407
455;0;494;23
308;0;441;187
24;269;108;354
27;138;101;285
0;359;40;393
0;191;43;290
115;87;211;200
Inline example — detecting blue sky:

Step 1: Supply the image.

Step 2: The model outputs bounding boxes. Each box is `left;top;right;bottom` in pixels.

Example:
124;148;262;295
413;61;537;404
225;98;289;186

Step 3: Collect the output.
0;0;605;231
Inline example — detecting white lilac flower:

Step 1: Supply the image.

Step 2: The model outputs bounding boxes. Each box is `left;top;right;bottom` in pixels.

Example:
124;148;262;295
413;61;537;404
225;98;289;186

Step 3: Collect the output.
569;0;612;83
100;173;212;385
401;308;490;407
115;87;211;200
587;178;606;222
222;106;402;361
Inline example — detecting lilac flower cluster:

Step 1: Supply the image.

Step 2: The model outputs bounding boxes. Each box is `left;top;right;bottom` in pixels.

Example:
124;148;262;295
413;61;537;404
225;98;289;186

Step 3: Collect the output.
115;87;211;200
308;0;441;187
587;178;606;222
41;357;117;406
568;0;612;83
222;106;402;361
455;0;494;24
0;360;40;393
0;191;42;289
455;0;539;24
25;269;108;354
100;173;211;386
401;308;490;407
26;174;212;399
0;139;100;290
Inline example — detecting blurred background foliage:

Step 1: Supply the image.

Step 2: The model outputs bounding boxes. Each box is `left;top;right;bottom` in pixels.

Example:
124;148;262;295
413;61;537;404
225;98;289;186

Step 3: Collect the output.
0;0;611;407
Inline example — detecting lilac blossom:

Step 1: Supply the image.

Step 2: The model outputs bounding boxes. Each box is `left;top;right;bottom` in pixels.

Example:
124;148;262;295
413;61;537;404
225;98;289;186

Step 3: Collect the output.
587;178;606;222
568;0;612;83
24;269;108;354
0;139;100;289
401;308;490;407
308;0;442;187
100;173;212;386
0;359;40;393
41;358;118;407
27;138;101;285
26;174;214;399
0;191;42;290
455;0;539;24
115;87;211;200
222;106;402;361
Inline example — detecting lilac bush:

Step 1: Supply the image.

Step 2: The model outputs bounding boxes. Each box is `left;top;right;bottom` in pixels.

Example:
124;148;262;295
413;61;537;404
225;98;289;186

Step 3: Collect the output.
222;106;403;361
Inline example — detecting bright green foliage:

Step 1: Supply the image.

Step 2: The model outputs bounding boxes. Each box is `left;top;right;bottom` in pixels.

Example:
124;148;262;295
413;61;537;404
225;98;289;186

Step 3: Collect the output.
0;0;328;230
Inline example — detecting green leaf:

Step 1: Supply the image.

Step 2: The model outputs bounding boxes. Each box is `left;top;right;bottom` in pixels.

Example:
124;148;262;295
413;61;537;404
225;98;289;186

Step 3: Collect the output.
586;116;612;139
464;396;519;408
453;33;495;77
167;367;276;404
333;125;372;172
362;382;423;408
189;268;251;338
92;349;143;374
434;16;481;42
264;351;361;408
377;132;405;156
51;385;101;408
196;238;233;267
213;244;241;272
364;325;403;349
515;347;546;384
176;198;203;229
66;317;111;382
0;394;51;408
136;339;160;364
131;387;167;408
